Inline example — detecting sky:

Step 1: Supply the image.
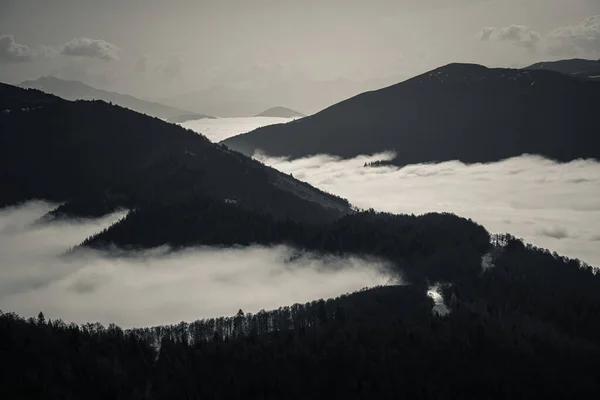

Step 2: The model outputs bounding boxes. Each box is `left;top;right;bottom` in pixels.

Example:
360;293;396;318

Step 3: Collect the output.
1;0;599;103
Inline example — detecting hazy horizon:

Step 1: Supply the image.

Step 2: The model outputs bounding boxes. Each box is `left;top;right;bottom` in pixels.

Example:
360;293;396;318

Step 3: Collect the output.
2;0;598;113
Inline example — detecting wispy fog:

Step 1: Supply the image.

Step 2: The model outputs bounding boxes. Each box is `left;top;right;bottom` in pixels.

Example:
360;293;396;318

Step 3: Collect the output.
0;202;393;328
179;116;293;142
255;152;600;267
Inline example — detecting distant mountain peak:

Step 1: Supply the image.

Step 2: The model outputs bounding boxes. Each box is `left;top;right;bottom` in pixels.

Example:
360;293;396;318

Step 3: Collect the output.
255;106;306;118
20;76;91;90
17;76;197;119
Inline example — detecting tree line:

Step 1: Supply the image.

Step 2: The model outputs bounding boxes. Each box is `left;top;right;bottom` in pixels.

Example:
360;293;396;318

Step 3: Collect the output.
3;234;600;398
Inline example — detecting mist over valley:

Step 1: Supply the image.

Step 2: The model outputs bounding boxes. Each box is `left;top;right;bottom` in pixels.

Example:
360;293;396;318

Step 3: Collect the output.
2;1;600;396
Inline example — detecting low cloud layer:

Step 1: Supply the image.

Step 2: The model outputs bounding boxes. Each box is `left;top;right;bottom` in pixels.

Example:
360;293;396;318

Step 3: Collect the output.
547;15;600;57
479;15;600;57
254;152;600;267
180;117;294;142
0;202;393;328
61;38;119;61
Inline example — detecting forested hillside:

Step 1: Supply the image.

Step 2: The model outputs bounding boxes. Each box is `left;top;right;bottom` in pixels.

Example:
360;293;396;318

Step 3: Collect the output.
0;83;349;223
2;236;599;398
82;198;490;284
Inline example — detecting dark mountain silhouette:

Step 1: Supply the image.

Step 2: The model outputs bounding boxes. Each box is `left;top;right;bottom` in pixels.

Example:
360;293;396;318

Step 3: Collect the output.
166;113;215;123
3;233;600;398
255;106;306;118
526;58;600;81
18;76;196;120
82;200;490;285
222;63;600;165
0;83;349;222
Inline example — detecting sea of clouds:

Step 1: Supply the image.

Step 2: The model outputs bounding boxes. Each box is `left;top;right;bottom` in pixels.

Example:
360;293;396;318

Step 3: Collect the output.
180;116;292;142
0;202;393;328
256;152;600;267
4;118;600;328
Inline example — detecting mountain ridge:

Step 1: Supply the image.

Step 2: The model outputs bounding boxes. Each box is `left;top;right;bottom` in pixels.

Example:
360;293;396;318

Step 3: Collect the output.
0;82;349;223
221;62;600;165
525;58;600;81
18;76;200;120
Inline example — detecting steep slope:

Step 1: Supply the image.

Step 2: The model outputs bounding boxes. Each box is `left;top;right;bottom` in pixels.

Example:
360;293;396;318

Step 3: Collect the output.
18;76;197;120
526;58;600;81
222;63;600;165
255;106;306;118
0;83;349;222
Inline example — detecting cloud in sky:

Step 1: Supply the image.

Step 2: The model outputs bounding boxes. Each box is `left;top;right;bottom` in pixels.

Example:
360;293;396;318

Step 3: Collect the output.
479;25;543;53
157;55;183;81
1;34;120;64
0;202;393;328
547;15;600;57
479;15;600;57
135;56;148;73
0;34;35;63
60;37;119;61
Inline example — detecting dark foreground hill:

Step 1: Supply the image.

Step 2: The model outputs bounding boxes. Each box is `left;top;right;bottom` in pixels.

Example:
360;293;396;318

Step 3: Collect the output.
82;199;490;284
0;83;349;223
526;58;600;81
18;76;194;120
222;63;600;165
2;233;600;398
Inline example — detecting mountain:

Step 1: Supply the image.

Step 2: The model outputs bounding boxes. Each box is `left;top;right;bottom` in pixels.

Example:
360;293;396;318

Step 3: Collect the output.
255;106;306;118
4;77;600;400
222;63;600;165
18;76;196;120
166;113;215;123
526;58;600;81
0;83;349;223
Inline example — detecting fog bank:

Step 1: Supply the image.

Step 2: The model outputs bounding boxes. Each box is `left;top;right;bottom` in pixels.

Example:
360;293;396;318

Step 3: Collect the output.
255;152;600;267
0;202;394;328
179;116;293;143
